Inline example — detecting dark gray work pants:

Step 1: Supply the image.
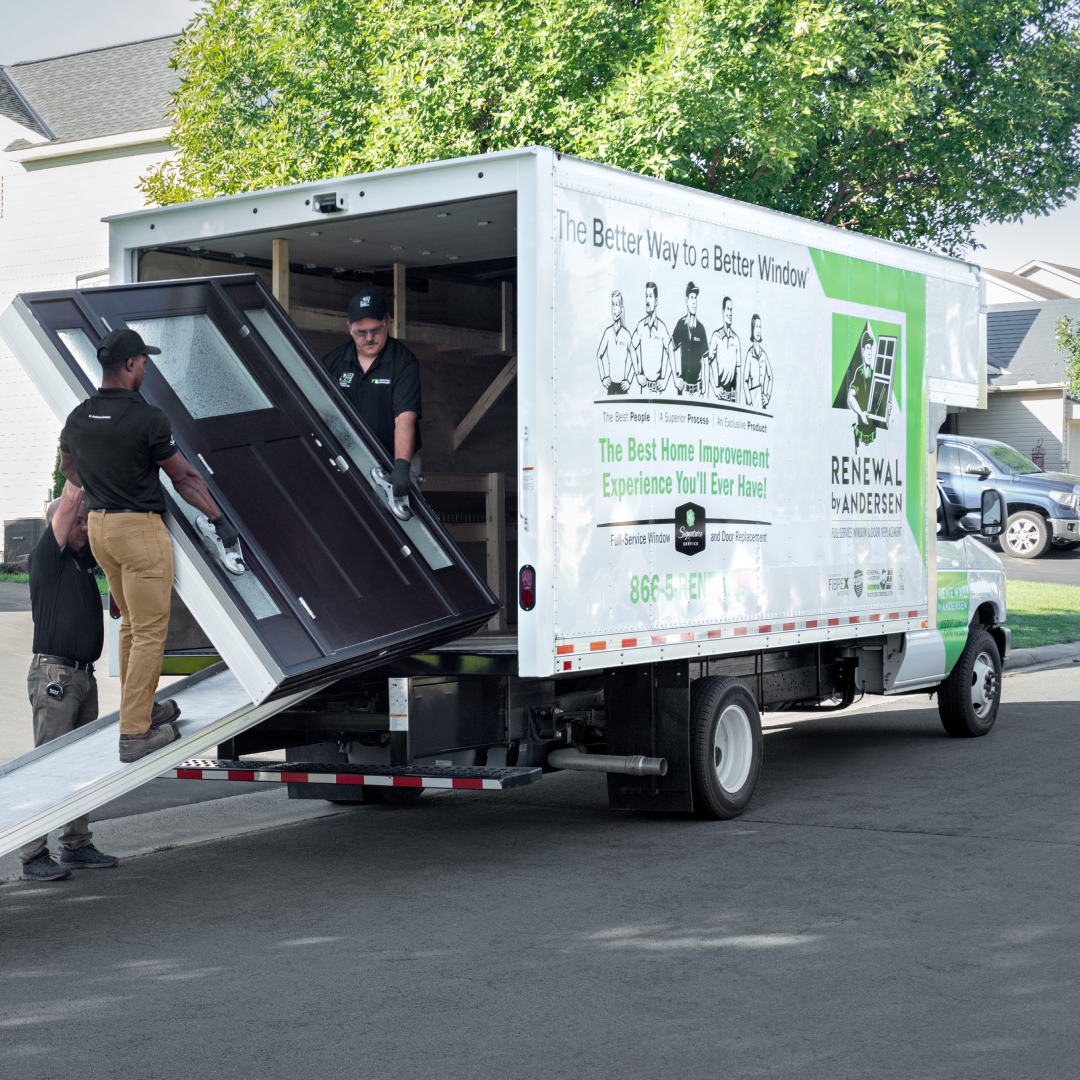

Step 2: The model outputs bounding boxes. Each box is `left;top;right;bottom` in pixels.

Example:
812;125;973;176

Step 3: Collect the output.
20;659;98;863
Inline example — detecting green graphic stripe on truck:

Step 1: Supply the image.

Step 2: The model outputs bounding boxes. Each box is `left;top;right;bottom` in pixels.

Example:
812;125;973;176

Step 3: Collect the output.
937;571;972;674
809;250;927;558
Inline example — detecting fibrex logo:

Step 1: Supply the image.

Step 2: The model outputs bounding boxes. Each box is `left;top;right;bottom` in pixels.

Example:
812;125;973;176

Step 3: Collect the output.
828;575;850;592
675;502;706;556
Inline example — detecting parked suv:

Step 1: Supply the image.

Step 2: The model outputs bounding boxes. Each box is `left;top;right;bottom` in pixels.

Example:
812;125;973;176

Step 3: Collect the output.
937;435;1080;559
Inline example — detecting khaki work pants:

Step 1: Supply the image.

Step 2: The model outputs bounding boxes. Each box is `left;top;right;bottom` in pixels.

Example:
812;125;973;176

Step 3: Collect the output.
88;511;173;736
20;660;98;862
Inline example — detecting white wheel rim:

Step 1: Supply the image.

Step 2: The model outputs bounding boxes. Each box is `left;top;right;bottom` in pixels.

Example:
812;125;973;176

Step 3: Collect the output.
714;704;753;793
1006;519;1039;553
970;650;997;718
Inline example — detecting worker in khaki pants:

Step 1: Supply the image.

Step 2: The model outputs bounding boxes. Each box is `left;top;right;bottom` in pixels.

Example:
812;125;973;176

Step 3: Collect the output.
90;510;174;746
59;328;240;763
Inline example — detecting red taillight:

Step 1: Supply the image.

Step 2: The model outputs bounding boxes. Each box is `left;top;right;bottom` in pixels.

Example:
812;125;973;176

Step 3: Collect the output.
109;594;121;619
519;565;535;611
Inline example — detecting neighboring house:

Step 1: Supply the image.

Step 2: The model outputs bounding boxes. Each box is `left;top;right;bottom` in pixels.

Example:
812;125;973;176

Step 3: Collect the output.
0;37;179;547
951;297;1080;474
982;260;1080;306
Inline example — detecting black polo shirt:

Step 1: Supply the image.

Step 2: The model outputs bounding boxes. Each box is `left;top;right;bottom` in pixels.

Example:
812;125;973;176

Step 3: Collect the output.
673;316;709;384
320;337;422;458
59;388;177;513
29;529;103;665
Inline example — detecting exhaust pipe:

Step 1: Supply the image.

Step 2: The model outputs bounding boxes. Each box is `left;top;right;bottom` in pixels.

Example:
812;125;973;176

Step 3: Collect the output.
548;748;667;777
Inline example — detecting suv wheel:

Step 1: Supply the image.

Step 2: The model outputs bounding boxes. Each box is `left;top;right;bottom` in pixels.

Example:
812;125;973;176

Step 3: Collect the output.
1003;511;1049;559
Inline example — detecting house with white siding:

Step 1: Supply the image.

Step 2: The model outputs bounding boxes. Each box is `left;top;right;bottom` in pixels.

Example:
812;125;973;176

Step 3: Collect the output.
0;37;178;549
953;297;1080;474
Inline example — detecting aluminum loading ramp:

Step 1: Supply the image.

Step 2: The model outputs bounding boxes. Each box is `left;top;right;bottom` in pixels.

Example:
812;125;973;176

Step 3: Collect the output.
0;664;327;860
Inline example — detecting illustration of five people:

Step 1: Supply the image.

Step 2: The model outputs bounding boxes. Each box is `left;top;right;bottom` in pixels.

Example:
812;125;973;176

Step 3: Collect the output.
597;281;774;410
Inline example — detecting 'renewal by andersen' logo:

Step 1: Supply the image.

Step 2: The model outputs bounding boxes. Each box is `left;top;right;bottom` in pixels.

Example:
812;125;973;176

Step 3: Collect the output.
675;502;706;556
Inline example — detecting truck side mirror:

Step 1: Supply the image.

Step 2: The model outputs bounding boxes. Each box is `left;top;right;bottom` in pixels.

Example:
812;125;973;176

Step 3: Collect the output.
980;488;1006;537
937;483;977;540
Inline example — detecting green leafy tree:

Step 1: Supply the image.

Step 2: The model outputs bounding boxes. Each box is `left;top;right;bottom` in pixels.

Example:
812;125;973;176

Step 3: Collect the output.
1054;316;1080;399
51;443;64;500
143;0;1080;254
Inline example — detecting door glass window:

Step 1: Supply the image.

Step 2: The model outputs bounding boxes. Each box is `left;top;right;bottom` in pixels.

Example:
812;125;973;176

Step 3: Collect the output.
127;314;273;419
243;308;453;571
937;442;960;474
57;328;102;386
159;474;282;620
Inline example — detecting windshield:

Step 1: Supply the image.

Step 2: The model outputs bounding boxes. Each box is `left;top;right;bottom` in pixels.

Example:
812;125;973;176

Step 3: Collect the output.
982;443;1043;475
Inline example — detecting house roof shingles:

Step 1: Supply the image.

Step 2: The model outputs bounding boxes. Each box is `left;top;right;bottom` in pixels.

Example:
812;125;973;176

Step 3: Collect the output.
0;36;179;151
986;298;1080;389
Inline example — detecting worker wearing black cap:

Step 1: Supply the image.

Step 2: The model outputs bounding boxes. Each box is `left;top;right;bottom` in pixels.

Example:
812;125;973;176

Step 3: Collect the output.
320;291;422;497
59;328;240;763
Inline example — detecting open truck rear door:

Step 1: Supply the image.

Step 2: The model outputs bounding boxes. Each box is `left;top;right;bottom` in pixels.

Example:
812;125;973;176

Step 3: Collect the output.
0;275;499;858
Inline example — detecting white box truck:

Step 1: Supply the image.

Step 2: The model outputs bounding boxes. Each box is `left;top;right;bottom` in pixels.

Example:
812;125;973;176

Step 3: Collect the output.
0;147;1009;848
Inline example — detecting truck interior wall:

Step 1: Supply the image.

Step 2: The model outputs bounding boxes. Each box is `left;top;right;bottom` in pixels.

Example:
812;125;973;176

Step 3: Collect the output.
137;221;520;635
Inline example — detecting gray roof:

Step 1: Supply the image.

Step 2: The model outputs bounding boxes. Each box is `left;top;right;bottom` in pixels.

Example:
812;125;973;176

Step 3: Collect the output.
986;298;1080;389
0;36;179;151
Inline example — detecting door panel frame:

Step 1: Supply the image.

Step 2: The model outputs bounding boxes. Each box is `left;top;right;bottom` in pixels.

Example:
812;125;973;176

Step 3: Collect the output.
1;279;500;702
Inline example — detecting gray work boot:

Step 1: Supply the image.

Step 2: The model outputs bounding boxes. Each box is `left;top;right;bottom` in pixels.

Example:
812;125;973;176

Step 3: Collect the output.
151;699;181;727
119;722;179;763
59;844;119;869
21;853;72;881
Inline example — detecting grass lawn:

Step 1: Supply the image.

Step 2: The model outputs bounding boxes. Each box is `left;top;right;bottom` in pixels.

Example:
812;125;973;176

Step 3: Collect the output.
0;571;108;594
1006;579;1080;650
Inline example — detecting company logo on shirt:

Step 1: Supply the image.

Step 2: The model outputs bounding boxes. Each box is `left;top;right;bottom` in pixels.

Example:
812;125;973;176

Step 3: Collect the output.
370;378;391;385
88;415;112;420
339;372;355;387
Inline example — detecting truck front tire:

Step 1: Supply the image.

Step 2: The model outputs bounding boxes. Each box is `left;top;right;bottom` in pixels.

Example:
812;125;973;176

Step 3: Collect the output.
938;630;1002;738
1003;511;1049;559
689;677;762;819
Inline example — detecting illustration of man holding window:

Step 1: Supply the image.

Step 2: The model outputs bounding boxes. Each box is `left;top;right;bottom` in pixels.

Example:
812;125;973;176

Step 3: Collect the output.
834;321;897;452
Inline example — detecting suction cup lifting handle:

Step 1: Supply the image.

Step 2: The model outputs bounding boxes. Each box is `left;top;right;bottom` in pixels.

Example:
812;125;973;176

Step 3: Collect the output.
371;467;413;521
195;514;247;576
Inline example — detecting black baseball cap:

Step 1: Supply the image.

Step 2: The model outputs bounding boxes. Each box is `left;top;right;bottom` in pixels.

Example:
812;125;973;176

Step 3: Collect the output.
96;328;160;365
348;291;388;323
685;281;700;296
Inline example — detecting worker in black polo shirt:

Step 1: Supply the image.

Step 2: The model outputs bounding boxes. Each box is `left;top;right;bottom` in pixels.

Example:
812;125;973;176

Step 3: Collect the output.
19;482;119;880
60;328;240;764
321;291;422;496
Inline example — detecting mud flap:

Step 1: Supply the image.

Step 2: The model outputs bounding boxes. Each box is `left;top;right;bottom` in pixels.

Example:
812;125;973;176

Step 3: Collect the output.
604;662;694;812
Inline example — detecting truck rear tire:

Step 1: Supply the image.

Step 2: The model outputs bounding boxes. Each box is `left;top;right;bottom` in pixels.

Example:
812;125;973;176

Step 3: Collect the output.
938;630;1001;738
1003;511;1049;559
689;677;762;819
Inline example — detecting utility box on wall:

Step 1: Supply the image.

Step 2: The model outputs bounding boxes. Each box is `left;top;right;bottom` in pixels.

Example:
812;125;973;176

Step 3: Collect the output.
3;518;46;570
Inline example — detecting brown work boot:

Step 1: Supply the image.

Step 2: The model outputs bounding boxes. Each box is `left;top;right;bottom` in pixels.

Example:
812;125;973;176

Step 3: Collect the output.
151;699;181;727
119;723;180;763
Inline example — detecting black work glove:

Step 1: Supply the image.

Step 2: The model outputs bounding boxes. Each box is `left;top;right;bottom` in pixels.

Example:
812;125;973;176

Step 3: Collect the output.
390;458;412;497
210;513;240;547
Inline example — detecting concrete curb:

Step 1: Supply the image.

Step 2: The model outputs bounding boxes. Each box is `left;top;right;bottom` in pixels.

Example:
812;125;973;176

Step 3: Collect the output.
1004;639;1080;672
